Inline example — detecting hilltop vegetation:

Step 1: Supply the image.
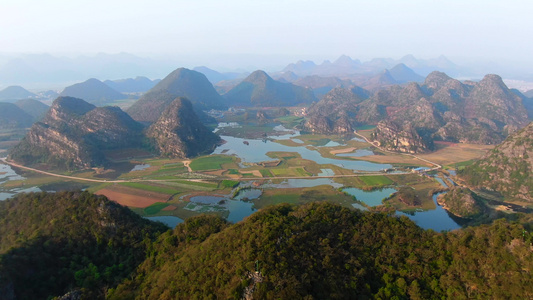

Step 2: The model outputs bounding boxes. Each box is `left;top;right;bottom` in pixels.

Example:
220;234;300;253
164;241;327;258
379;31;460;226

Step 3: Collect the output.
110;202;533;299
0;191;167;300
2;192;533;299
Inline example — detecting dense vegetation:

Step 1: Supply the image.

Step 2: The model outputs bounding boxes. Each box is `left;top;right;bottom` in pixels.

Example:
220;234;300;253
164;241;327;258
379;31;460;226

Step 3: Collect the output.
2;192;533;299
110;202;533;299
0;191;167;299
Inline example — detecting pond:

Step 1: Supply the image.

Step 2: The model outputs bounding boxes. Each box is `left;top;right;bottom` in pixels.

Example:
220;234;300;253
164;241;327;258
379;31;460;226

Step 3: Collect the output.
397;192;461;232
225;200;256;223
0;163;42;200
131;164;151;172
185;195;257;224
145;215;184;228
342;187;397;207
213;135;391;172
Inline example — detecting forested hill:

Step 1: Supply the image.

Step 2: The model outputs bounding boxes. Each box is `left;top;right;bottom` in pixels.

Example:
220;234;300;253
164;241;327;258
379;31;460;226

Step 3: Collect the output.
0;191;167;300
110;202;533;299
2;193;533;299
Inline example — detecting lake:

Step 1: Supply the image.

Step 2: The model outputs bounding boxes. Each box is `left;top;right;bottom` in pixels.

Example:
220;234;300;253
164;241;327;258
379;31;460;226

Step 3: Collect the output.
213;135;391;172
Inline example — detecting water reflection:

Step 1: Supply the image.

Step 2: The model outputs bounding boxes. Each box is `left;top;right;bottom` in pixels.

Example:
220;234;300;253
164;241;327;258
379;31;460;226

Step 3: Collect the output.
397;193;461;232
343;187;397;207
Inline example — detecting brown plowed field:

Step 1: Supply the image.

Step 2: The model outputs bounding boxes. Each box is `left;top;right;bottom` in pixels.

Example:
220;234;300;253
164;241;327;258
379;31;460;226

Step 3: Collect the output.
96;185;169;208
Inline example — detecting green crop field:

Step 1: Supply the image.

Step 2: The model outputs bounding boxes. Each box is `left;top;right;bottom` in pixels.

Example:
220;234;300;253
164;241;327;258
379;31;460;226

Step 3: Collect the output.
119;182;178;195
189;155;234;171
359;175;393;187
220;180;239;188
259;169;272;177
143;202;170;215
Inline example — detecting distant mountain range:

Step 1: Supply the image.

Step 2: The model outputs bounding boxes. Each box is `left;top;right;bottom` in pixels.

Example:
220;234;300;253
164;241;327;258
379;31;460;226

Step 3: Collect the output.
0;53;174;87
127;68;226;123
104;76;160;93
192;66;246;84
59;78;127;106
283;54;458;78
223;70;316;107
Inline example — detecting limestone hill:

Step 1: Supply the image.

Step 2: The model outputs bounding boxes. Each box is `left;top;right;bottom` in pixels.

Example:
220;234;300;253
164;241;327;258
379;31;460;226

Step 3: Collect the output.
223;70;316;107
127;68;226;123
9;97;144;169
458;122;533;202
0;85;37;102
305;72;529;153
146;97;221;158
0;102;34;129
59;78;127;106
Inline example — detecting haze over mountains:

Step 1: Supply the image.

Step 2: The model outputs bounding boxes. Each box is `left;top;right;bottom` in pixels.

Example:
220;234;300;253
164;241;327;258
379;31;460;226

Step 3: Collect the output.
3;52;533;90
104;76;160;93
59;78;127;106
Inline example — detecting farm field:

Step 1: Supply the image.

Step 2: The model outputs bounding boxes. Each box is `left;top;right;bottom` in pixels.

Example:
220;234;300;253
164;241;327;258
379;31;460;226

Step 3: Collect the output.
0;120;494;230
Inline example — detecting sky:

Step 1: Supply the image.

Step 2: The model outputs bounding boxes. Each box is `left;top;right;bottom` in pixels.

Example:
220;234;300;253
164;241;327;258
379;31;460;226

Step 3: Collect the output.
1;0;532;70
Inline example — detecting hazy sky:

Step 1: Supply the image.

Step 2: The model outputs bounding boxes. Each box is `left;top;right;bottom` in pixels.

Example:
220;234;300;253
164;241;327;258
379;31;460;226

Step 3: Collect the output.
1;0;532;67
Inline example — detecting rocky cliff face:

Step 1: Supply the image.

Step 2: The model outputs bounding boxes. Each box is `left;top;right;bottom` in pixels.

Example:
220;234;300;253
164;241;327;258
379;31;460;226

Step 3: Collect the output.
306;72;529;153
303;87;368;134
146;97;221;158
458;122;533;202
371;120;433;153
9;97;143;169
